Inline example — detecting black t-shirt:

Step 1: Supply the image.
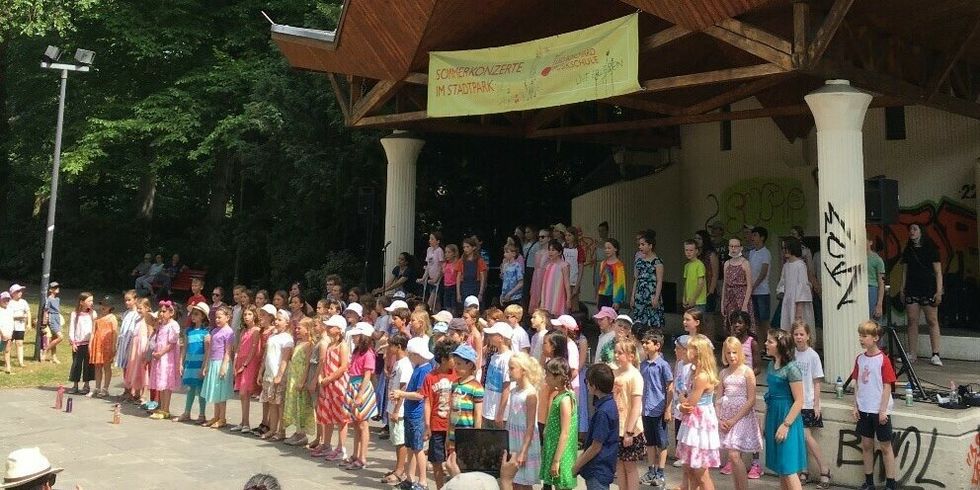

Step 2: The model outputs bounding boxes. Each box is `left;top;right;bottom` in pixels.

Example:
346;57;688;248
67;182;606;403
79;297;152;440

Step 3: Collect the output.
393;265;421;296
902;243;940;296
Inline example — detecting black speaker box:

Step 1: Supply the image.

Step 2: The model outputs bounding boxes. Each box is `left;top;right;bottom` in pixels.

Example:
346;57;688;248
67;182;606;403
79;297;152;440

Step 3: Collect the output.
865;178;898;225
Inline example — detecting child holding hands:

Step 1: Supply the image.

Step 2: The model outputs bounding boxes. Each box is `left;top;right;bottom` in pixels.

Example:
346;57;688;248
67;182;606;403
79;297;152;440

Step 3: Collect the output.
201;305;235;428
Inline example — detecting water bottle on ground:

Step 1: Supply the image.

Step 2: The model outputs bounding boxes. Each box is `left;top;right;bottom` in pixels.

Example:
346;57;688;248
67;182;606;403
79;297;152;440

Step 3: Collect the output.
835;376;843;399
905;382;914;407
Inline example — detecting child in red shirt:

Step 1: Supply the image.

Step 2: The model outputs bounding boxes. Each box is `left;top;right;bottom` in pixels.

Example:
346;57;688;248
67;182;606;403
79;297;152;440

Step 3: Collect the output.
420;338;459;489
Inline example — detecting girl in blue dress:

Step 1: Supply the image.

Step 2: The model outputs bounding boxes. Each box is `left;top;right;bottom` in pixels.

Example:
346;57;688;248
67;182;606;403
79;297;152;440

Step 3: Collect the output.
763;329;807;489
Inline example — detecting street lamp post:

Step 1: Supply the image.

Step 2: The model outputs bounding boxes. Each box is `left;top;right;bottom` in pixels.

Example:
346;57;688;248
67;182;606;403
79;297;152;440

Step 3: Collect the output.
34;46;94;361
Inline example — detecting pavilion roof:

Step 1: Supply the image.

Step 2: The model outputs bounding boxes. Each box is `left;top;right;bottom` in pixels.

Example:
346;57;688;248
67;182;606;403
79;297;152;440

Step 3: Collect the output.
271;0;980;148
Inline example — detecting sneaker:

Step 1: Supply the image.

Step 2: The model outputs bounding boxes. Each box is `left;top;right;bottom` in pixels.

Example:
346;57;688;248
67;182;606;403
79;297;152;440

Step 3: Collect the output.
410;483;426;490
930;354;943;366
145;401;159;411
639;469;657;485
672;458;684;468
653;473;666;488
719;461;733;475
747;461;763;479
229;424;243;432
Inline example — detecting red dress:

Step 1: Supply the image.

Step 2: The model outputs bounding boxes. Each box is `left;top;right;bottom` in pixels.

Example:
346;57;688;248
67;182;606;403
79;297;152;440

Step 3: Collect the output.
234;327;261;395
317;345;349;424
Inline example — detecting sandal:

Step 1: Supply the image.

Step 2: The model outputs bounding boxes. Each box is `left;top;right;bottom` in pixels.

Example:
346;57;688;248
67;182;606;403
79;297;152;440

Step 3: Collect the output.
799;472;809;484
380;471;405;484
172;414;191;423
815;471;832;489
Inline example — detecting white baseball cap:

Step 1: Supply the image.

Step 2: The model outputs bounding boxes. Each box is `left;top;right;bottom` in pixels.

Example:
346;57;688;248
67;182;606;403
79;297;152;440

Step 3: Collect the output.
344;302;364;318
276;309;292;321
323;314;347;329
385;300;409;312
350;321;375;337
463;295;480;308
406;337;434;360
550;314;579;331
7;284;25;294
432;310;453;323
483;321;514;339
392;291;407;299
260;304;277;316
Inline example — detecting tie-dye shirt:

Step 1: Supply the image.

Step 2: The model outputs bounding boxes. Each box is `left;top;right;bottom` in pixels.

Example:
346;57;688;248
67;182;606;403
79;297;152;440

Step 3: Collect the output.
597;259;626;304
448;377;485;444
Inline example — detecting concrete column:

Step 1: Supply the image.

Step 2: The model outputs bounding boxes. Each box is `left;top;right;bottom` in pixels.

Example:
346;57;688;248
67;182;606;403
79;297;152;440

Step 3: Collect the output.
804;80;873;382
380;130;425;284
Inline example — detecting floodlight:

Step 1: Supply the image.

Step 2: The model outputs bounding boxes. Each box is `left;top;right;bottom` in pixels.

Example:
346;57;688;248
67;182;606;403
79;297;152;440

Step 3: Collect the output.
74;48;95;66
42;46;62;63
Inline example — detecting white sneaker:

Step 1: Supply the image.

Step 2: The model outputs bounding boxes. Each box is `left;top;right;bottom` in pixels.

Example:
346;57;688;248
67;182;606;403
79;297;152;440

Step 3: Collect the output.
930;354;943;366
672;458;684;467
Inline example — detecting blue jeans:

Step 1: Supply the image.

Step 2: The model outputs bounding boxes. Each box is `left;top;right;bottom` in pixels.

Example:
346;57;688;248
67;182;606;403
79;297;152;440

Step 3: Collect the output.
868;286;879;317
584;476;610;490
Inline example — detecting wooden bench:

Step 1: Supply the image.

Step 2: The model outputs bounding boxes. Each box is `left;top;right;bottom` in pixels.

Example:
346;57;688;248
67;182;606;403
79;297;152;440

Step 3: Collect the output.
151;268;206;298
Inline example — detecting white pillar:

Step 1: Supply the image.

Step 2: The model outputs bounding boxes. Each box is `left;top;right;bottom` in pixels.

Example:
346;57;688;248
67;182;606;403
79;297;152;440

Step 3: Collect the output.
380;130;425;284
804;80;873;382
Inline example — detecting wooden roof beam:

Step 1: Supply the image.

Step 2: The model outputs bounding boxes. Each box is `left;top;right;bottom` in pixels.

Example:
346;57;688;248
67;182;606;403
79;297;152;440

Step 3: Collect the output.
927;15;980;101
602;95;686;116
641;25;693;53
641;63;787;92
530;96;904;138
353;110;428;128
525;106;570;132
327;73;351;124
350;79;404;123
810;61;980;120
805;0;854;68
704;20;793;70
682;73;791;115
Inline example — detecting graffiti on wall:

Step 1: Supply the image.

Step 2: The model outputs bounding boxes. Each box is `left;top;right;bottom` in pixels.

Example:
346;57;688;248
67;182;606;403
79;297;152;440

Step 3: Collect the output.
969;427;980;489
867;198;978;322
837;425;946;489
704;177;806;239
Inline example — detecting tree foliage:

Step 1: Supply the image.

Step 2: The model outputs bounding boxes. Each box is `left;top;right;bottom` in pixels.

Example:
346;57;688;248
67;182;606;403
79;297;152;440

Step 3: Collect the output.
0;0;606;294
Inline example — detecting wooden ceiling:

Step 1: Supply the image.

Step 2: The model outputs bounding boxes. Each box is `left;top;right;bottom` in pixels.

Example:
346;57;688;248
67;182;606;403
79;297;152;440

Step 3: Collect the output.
271;0;980;148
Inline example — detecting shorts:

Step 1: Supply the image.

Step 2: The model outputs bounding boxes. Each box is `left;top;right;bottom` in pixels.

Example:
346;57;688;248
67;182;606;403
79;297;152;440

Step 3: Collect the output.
584;476;611;490
389;417;406;446
801;409;823;428
259;380;285;405
642;415;669;448
856;411;893;442
49;324;62;336
428;431;448;463
11;331;24;341
405;416;425;451
904;294;937;307
618;432;647;462
705;293;718;312
751;295;771;323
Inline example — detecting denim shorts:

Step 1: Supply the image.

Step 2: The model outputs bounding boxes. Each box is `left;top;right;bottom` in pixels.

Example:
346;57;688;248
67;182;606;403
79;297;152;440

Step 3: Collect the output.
584;476;611;490
405;416;425;451
428;431;448;463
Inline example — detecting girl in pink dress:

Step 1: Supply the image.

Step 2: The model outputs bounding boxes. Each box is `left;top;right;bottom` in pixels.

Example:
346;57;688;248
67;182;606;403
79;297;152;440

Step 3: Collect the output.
233;306;262;432
677;335;721;489
124;298;153;404
721;237;754;324
148;301;181;419
716;337;763;490
539;240;570;316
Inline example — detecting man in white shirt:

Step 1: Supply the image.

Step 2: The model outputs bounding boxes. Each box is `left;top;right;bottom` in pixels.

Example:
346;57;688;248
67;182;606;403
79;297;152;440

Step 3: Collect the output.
748;227;772;335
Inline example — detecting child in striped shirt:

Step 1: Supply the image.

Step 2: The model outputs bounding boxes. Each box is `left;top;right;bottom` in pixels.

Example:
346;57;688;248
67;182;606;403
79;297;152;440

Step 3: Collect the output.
447;343;484;452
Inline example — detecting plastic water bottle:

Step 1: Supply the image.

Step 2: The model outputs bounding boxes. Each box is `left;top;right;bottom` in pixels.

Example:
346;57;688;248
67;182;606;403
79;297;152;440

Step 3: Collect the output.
65;397;73;413
112;403;122;424
905;382;914;407
835;376;844;399
54;384;65;410
949;380;959;405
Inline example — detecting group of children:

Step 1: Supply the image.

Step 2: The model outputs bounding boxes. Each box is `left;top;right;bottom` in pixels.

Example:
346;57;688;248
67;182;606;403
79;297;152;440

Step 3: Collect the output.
37;272;902;490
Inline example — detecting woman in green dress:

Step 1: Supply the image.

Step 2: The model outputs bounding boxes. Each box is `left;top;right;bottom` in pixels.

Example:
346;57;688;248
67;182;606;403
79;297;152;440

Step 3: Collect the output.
763;329;807;489
540;357;578;490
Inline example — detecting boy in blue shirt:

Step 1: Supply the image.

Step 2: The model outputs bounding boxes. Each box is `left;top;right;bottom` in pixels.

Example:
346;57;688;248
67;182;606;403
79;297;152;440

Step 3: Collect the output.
392;337;435;490
574;363;619;490
639;330;673;489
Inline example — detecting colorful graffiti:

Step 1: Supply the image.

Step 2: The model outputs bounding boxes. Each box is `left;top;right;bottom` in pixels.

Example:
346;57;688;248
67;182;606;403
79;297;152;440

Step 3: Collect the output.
868;198;978;323
704;177;807;239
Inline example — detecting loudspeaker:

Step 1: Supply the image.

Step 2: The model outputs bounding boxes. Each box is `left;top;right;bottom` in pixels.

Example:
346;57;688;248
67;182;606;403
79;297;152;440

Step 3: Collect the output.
357;187;375;216
865;178;898;225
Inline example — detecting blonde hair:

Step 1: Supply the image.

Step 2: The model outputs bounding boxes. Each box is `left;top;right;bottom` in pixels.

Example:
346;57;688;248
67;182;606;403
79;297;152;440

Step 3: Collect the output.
614;338;639;368
791;321;814;347
297;317;316;338
721;336;745;368
858;320;882;337
504;304;524;322
509;352;543;390
410;310;432;337
688;334;719;386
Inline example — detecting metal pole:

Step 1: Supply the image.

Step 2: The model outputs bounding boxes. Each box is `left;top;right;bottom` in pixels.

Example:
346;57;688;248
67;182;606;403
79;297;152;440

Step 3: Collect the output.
34;69;68;361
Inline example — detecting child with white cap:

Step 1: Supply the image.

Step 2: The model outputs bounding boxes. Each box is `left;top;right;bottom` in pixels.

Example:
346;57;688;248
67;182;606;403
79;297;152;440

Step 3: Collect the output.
392;336;436;490
7;284;30;368
482;321;515;429
342;321;377;470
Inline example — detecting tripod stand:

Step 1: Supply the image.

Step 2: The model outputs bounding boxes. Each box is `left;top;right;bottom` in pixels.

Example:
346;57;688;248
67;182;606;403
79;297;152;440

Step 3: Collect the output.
843;285;926;400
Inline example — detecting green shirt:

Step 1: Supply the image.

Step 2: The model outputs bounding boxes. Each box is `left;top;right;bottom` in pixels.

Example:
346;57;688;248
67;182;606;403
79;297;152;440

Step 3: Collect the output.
867;251;885;287
683;259;707;305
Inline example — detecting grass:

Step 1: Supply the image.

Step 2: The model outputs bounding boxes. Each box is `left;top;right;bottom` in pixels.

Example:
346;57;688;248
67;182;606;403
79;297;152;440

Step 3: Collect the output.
0;296;121;390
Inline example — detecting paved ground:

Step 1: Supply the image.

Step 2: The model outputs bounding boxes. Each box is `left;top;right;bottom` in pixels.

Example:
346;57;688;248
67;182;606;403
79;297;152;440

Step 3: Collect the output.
0;385;793;489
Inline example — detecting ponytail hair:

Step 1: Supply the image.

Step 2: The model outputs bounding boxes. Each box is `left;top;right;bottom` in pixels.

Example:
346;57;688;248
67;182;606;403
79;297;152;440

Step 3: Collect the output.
544;357;572;391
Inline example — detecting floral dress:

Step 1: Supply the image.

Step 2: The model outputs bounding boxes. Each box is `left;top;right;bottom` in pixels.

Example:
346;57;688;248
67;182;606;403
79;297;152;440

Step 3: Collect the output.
284;342;315;433
677;391;722;468
507;386;541;486
718;367;763;452
632;255;665;328
723;259;755;323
